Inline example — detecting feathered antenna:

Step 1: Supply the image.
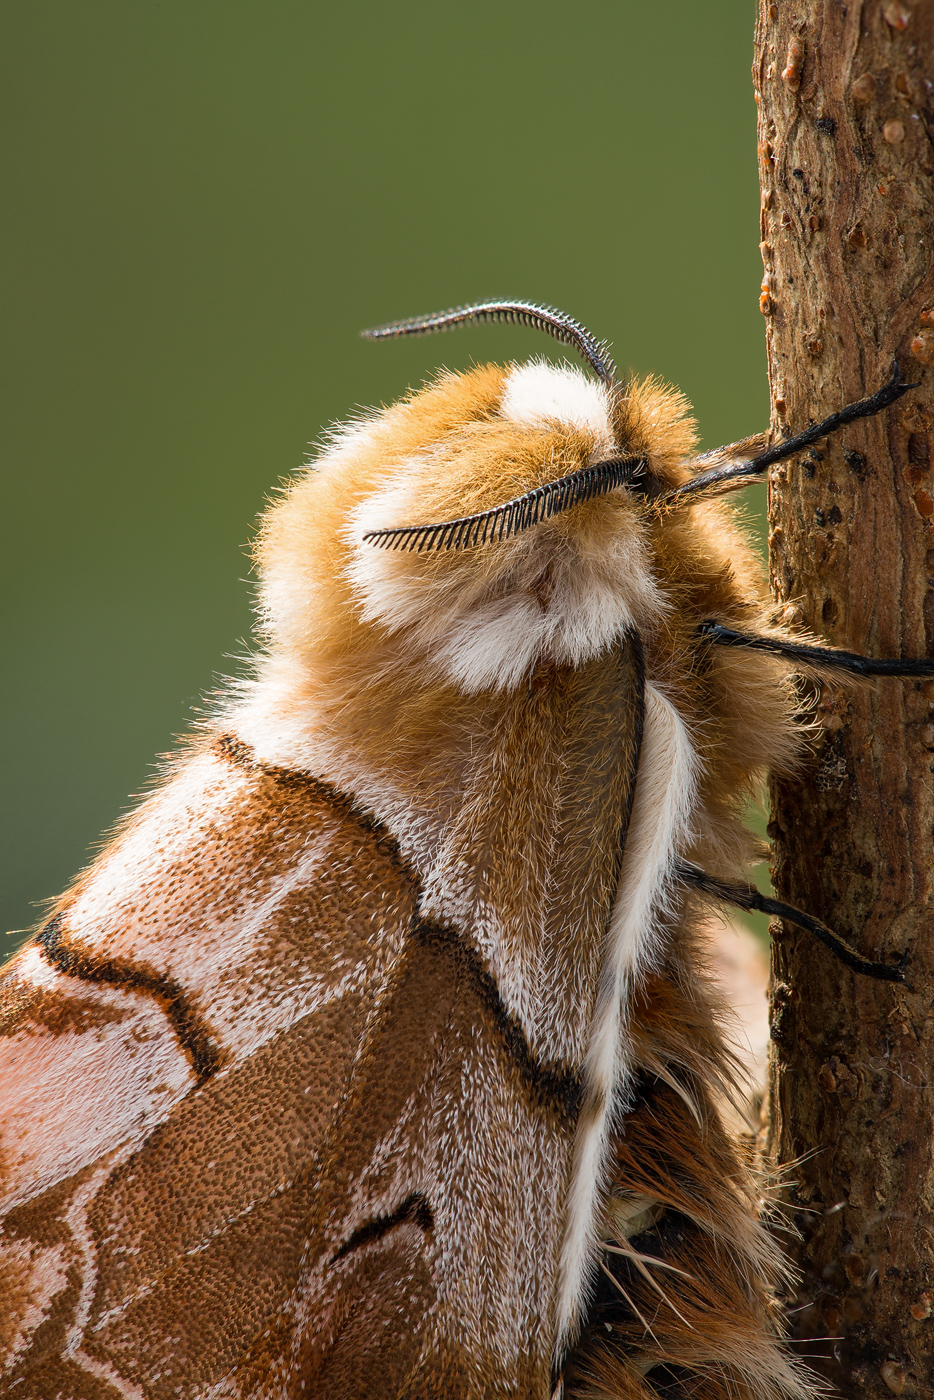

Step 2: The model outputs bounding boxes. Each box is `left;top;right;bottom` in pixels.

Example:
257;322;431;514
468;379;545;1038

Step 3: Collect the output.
361;299;617;386
363;456;646;552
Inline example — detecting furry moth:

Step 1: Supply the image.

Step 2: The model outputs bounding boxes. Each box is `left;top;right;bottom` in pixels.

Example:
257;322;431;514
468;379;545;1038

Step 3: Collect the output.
0;299;926;1400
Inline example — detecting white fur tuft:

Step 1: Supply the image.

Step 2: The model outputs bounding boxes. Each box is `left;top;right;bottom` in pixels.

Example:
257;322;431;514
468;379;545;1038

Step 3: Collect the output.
555;684;700;1351
344;464;667;695
499;360;614;450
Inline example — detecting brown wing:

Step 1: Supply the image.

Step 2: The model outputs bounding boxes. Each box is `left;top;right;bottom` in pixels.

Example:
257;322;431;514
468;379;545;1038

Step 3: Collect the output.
0;746;594;1400
1;638;646;1399
0;745;419;1398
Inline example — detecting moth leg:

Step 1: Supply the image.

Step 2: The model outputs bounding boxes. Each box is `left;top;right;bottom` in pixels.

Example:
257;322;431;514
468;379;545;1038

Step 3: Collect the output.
699;619;934;679
675;860;909;983
669;363;916;503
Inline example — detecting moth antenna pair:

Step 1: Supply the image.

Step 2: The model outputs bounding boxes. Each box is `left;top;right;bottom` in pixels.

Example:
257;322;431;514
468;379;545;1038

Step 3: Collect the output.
361;301;916;549
361;300;623;552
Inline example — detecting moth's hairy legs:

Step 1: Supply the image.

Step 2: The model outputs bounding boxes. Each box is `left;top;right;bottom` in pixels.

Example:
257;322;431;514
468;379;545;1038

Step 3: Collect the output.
693;621;929;979
673;364;916;502
699;620;934;680
676;862;908;983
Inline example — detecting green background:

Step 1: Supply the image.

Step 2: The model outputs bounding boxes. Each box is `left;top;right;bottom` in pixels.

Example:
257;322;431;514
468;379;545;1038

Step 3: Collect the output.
2;0;769;953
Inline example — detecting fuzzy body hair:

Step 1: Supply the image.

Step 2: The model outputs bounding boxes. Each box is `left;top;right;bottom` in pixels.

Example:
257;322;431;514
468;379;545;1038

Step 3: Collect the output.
0;354;817;1399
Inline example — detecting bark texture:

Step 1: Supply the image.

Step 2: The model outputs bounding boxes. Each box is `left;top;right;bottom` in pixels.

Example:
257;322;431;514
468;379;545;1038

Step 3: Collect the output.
754;2;934;1395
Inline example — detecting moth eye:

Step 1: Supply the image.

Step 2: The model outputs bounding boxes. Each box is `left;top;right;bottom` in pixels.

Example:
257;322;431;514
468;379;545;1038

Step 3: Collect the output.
364;455;650;554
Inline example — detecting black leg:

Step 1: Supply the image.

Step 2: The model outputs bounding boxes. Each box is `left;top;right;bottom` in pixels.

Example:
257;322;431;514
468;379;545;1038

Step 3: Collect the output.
676;860;908;983
699;620;934;679
669;364;917;504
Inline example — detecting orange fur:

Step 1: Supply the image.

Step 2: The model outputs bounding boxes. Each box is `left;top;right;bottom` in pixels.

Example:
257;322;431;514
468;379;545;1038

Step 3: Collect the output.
1;347;823;1399
243;358;816;1395
247;365;804;862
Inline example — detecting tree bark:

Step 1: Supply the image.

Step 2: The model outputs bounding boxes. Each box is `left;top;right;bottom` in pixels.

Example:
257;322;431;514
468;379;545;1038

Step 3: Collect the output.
754;2;934;1395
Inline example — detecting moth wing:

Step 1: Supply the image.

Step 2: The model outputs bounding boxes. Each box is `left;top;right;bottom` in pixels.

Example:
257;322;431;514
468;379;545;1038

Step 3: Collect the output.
1;636;647;1398
0;744;418;1396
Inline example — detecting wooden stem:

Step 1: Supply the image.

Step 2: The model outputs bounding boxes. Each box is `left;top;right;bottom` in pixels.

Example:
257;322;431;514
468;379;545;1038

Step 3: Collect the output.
754;1;934;1394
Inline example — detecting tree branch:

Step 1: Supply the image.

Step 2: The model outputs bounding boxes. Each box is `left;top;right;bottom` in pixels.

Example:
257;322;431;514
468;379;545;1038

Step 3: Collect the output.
755;2;934;1394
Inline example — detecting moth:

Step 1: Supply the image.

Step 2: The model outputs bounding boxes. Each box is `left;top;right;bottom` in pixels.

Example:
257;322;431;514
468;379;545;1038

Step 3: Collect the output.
0;300;926;1400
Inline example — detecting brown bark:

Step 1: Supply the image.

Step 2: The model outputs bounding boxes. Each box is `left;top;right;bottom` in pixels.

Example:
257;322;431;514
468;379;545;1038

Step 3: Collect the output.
754;2;934;1395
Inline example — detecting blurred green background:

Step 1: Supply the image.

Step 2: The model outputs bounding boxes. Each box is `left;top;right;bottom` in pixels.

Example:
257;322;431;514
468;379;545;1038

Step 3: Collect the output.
2;0;769;953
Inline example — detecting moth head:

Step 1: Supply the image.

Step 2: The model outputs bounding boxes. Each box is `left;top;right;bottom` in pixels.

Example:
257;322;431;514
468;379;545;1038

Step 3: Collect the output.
258;302;696;696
